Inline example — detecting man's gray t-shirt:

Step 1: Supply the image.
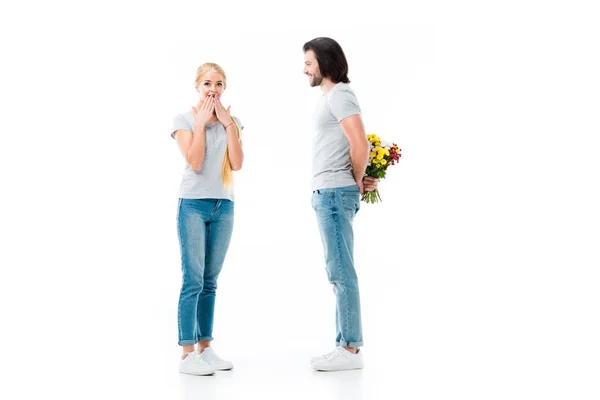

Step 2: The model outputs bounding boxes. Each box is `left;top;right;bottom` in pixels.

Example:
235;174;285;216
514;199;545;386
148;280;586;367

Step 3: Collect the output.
311;82;361;190
171;113;243;200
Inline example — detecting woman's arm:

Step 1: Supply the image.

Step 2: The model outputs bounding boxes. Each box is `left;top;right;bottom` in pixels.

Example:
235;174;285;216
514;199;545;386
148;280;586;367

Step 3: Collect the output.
225;122;244;171
215;99;244;171
174;127;206;171
174;97;215;171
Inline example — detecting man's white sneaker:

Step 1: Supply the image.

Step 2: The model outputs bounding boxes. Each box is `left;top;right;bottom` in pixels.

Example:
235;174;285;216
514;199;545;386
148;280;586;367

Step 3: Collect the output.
311;348;338;364
311;347;364;371
199;347;234;371
179;352;216;376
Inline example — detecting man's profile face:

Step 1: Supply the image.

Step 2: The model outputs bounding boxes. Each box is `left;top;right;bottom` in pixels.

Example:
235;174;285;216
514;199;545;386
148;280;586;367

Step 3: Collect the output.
304;50;323;87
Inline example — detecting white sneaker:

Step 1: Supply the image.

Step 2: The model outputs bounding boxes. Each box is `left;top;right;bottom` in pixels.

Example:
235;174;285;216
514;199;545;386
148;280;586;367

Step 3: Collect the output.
311;348;338;364
311;347;364;371
179;352;216;376
199;347;234;370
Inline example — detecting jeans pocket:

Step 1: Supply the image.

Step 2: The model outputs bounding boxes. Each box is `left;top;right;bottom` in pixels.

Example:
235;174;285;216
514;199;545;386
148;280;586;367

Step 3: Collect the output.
176;198;183;221
340;192;360;218
312;190;335;211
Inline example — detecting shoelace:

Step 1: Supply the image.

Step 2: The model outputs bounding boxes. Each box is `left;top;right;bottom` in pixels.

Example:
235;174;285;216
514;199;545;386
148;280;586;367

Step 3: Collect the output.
186;352;206;363
324;347;345;360
320;349;337;359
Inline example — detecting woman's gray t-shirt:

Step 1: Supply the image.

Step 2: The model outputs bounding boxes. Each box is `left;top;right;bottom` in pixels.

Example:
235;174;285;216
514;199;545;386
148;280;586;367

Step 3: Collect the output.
171;113;243;200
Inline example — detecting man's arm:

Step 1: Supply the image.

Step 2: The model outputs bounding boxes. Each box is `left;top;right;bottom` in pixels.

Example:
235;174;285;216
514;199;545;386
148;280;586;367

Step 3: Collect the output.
340;114;370;192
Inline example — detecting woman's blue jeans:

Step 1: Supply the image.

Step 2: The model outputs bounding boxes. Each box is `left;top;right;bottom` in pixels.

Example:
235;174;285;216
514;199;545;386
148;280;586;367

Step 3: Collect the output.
176;198;234;346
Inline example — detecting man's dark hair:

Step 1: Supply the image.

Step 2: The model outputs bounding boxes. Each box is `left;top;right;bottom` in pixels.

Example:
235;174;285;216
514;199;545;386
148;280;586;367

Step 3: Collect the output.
303;37;350;84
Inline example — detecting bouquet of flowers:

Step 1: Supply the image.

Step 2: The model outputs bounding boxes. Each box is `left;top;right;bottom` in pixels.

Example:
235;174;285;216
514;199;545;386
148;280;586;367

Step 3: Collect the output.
362;134;402;203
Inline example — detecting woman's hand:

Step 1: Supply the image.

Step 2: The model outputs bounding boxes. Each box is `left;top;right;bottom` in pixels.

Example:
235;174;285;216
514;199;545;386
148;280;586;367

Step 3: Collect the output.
191;96;215;128
215;98;233;127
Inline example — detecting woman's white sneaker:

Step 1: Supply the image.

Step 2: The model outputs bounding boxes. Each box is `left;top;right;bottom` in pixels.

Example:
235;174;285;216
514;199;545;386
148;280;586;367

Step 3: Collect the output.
179;352;216;376
199;347;234;370
311;347;364;371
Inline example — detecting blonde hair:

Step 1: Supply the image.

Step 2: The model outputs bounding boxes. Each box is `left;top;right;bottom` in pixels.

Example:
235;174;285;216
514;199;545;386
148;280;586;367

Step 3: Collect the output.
194;63;241;187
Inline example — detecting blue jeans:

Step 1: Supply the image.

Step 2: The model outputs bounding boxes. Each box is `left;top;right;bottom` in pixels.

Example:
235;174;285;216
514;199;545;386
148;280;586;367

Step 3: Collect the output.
176;198;234;346
312;185;363;347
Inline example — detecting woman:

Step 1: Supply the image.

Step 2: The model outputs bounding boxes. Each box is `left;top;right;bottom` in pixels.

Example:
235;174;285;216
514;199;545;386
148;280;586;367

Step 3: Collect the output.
171;63;243;376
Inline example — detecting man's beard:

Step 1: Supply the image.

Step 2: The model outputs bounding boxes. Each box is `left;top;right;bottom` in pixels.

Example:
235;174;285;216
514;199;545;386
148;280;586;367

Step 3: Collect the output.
310;75;323;87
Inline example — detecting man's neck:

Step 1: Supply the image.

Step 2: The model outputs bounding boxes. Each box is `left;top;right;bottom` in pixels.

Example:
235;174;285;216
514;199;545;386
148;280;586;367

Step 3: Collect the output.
320;78;338;93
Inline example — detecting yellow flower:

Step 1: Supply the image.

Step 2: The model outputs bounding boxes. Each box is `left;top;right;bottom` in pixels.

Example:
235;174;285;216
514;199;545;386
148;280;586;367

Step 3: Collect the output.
368;134;381;142
370;151;376;158
381;159;387;165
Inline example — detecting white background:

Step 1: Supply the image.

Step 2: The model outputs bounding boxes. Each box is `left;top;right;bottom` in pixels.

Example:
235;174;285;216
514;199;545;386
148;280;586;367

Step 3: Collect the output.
1;1;599;399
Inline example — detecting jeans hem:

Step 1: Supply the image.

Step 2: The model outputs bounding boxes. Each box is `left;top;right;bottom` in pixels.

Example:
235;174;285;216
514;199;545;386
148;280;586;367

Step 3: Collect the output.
337;341;363;347
197;336;214;342
179;339;197;346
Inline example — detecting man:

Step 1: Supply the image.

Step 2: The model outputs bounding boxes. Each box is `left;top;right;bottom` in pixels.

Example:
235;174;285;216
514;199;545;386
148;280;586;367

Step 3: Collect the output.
304;37;379;371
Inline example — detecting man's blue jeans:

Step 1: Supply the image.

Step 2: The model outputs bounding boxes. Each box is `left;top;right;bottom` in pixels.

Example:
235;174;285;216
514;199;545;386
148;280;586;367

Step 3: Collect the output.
312;185;363;347
176;198;234;346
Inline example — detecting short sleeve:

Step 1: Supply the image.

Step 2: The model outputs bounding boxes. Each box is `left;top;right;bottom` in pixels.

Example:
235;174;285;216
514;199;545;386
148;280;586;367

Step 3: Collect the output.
329;89;361;122
233;116;244;130
171;114;193;139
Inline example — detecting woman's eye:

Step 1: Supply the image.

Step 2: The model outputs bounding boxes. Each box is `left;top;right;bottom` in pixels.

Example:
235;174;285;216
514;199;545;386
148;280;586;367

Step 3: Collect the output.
204;82;210;86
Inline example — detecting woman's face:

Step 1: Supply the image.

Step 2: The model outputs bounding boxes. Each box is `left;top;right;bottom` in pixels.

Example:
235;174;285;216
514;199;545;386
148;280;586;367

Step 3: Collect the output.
197;71;226;101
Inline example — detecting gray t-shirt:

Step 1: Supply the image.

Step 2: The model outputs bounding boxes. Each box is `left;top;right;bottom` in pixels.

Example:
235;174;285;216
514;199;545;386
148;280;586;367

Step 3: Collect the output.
171;113;243;200
311;82;361;190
